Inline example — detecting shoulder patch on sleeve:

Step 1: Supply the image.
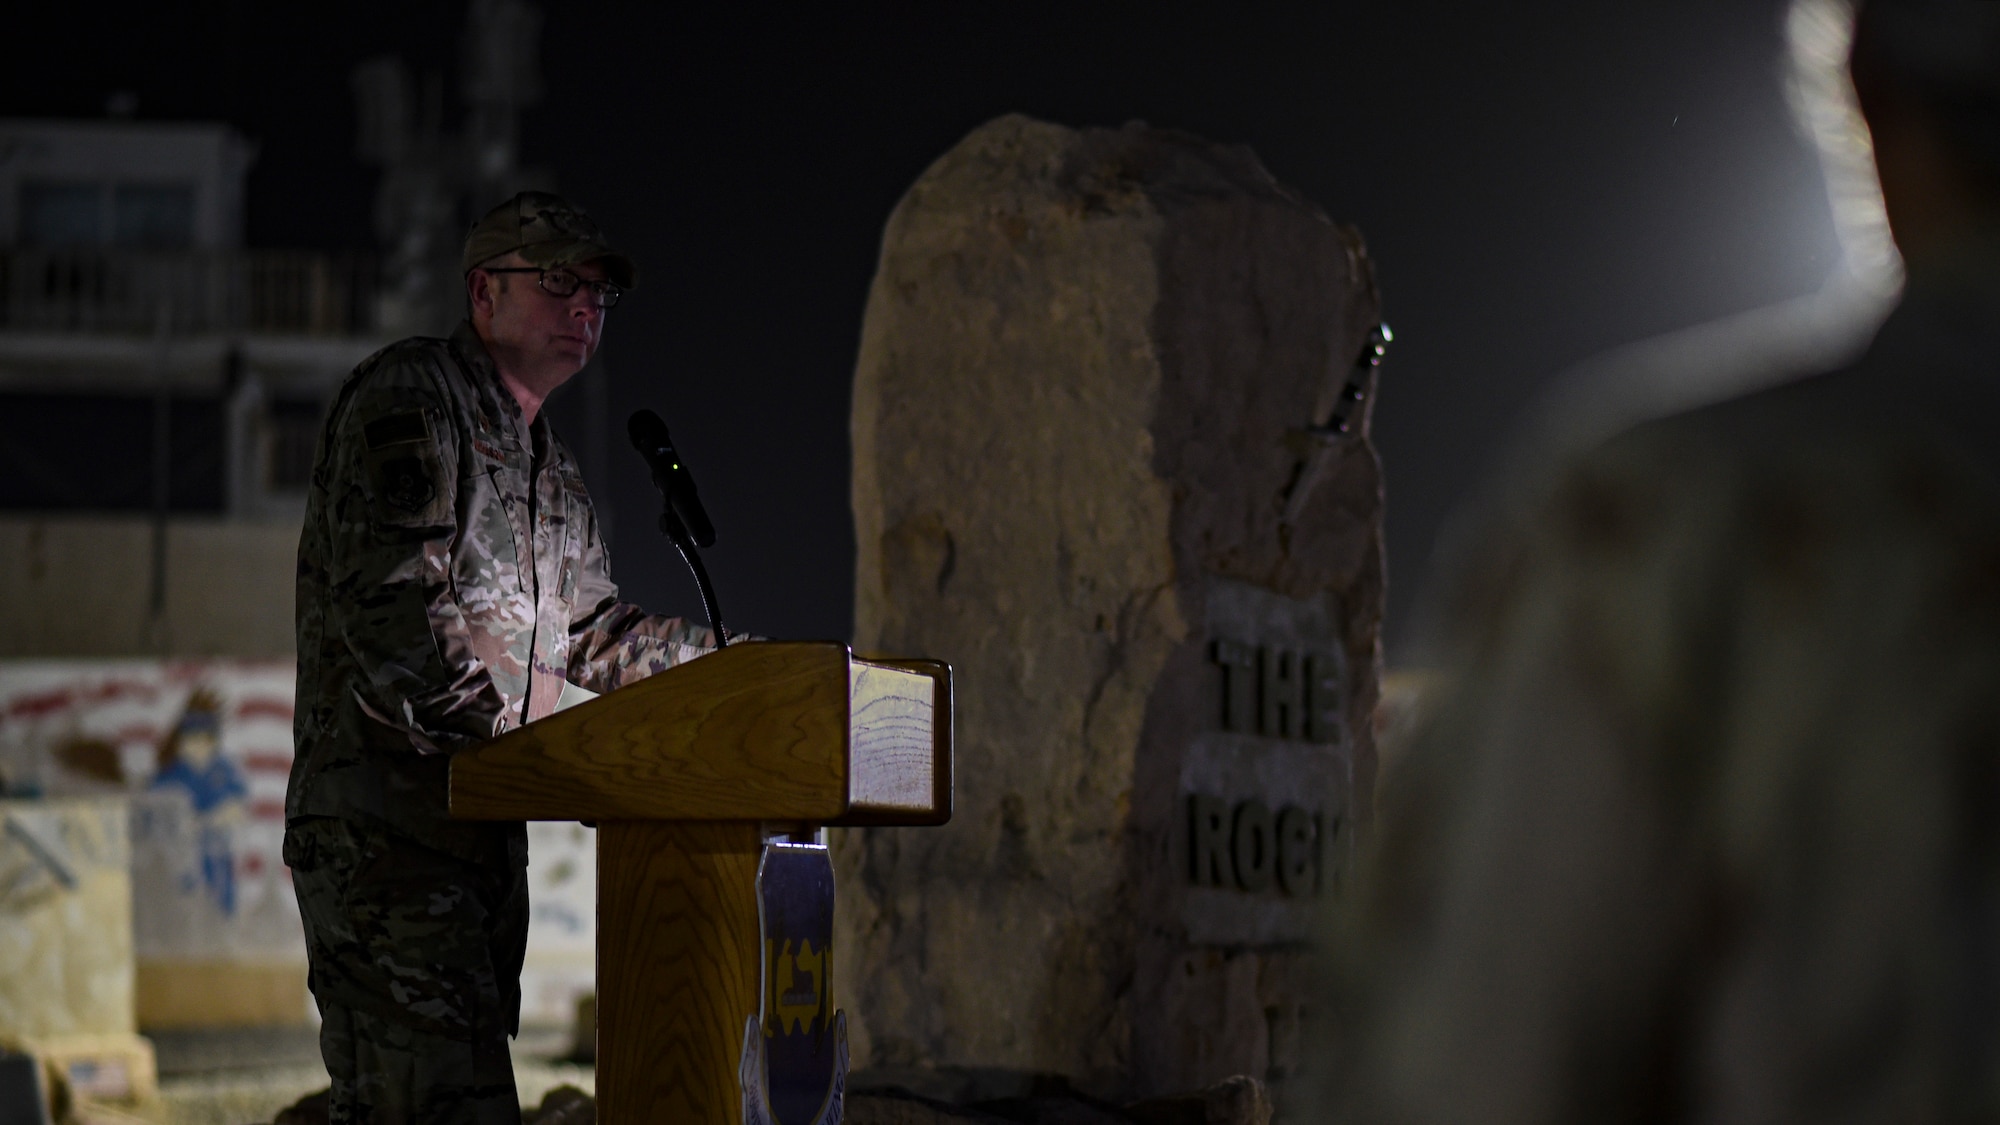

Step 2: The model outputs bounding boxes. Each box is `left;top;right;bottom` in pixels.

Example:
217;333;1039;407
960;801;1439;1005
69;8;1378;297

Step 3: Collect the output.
380;455;438;513
364;410;432;451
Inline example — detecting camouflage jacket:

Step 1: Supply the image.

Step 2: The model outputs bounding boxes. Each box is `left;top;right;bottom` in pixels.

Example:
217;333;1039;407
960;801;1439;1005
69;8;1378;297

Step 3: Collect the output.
288;320;714;863
1320;263;2000;1121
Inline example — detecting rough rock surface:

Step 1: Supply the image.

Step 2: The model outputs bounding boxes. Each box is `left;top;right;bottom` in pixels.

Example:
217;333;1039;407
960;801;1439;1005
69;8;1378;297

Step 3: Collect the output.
842;115;1384;1106
1125;1075;1274;1125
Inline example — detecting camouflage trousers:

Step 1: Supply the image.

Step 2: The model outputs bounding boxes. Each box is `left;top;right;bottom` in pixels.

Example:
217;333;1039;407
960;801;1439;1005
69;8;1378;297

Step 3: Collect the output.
285;816;529;1125
315;1003;521;1125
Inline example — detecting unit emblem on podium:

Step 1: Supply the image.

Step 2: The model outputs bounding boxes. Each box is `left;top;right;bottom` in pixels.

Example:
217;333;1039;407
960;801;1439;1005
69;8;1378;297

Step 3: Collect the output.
741;840;847;1125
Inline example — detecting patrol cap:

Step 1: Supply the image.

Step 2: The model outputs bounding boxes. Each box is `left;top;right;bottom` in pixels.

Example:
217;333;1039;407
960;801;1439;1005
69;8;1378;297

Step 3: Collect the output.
462;191;637;289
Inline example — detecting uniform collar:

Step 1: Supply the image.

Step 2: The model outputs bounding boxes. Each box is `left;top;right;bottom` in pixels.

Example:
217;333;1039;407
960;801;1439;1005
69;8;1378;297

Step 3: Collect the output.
450;319;548;455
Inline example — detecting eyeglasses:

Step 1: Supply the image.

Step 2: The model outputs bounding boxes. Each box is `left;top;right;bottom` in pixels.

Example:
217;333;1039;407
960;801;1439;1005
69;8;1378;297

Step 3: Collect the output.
479;266;623;309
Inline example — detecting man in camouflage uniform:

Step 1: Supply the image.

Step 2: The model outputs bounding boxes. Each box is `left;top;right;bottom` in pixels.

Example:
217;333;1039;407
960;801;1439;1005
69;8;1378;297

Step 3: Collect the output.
286;192;714;1124
1320;2;2000;1121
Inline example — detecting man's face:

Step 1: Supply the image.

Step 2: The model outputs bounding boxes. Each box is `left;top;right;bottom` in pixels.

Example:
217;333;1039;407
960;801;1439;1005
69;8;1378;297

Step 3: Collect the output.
469;252;610;385
179;730;218;769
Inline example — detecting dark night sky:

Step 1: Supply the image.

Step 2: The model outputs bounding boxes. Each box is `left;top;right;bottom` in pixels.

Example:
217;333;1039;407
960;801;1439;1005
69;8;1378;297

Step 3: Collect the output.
4;2;1841;656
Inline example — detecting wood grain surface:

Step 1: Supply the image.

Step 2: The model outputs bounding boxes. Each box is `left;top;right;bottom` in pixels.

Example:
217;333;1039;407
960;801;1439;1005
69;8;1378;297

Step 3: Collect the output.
836;659;954;827
596;820;762;1125
847;662;935;814
450;647;956;1124
450;642;852;821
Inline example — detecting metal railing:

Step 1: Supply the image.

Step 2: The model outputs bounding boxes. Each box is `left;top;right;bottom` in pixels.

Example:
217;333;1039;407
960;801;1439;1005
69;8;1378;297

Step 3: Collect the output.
0;249;378;337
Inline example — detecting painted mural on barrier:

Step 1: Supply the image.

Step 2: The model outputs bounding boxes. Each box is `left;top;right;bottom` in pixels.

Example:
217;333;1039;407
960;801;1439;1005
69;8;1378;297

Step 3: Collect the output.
0;660;298;962
522;818;597;1025
0;660;599;1024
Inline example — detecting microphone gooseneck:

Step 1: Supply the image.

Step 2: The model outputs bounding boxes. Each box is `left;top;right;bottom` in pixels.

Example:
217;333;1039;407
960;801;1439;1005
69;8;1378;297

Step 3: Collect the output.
626;409;716;548
627;409;728;645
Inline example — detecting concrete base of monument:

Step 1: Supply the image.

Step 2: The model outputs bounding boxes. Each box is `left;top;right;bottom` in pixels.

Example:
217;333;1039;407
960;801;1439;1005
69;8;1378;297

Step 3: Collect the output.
845;1068;1273;1125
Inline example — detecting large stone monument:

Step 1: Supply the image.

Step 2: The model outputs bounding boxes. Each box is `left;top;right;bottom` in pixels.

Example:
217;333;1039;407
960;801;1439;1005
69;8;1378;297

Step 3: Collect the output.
841;115;1385;1105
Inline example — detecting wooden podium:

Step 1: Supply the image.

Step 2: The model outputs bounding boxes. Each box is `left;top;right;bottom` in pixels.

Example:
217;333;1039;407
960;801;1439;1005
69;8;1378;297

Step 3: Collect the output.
449;641;952;1123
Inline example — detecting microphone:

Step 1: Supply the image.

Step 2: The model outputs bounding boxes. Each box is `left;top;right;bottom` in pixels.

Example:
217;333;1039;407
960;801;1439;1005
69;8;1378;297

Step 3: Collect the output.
626;409;716;549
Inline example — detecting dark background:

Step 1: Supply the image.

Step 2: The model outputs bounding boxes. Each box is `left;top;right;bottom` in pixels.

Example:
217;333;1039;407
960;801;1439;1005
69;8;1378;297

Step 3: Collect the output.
3;1;1842;657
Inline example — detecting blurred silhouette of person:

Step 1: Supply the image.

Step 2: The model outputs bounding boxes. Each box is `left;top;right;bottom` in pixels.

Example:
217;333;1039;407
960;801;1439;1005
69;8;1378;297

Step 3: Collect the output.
153;687;247;916
1318;1;2000;1120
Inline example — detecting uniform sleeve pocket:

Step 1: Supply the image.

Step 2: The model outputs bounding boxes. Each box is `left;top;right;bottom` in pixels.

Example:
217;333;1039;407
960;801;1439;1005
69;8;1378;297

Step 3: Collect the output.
361;410;452;528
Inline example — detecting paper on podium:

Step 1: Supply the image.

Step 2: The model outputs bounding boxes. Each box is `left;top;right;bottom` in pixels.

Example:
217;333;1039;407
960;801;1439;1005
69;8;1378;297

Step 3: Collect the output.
555;680;600;713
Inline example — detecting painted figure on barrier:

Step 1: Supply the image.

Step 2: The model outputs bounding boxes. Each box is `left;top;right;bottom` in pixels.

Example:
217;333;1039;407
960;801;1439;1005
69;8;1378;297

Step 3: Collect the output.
152;688;247;916
286;192;717;1124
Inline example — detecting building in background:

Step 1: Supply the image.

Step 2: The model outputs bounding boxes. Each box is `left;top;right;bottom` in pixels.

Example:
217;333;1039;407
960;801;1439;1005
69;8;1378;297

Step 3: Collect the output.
0;2;601;1064
0;116;386;657
0;0;557;660
0;117;386;1047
